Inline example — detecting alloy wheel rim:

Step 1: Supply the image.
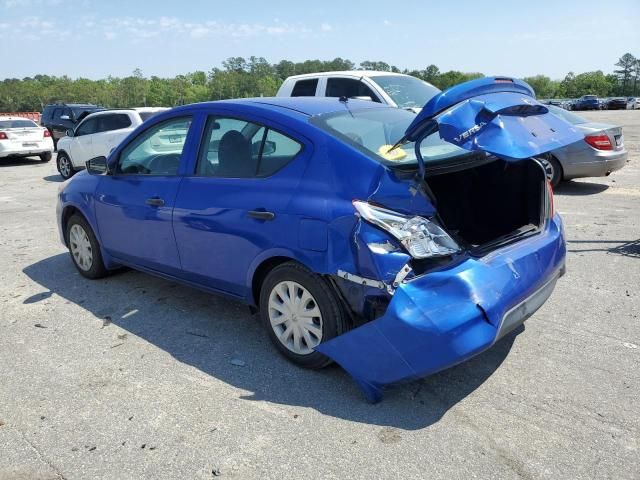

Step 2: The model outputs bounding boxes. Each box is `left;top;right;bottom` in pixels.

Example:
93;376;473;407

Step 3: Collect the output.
539;158;554;182
60;156;70;177
268;281;323;355
69;224;93;271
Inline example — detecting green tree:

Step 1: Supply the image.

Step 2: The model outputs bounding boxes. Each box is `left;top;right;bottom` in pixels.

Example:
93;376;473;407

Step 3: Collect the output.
614;53;636;95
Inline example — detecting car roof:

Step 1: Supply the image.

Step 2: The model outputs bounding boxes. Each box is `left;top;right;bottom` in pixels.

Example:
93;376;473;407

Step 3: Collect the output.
0;116;38;121
178;96;390;117
284;70;409;81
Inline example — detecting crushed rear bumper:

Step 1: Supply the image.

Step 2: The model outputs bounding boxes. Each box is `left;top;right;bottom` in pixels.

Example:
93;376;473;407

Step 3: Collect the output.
317;217;566;402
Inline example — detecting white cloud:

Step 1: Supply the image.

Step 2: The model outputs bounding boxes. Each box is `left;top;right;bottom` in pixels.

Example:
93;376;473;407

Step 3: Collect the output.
320;23;332;32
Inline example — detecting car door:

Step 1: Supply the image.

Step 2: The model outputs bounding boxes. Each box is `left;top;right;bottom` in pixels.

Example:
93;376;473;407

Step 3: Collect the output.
51;108;67;140
94;113;133;157
68;117;98;167
172;114;309;297
94;115;195;275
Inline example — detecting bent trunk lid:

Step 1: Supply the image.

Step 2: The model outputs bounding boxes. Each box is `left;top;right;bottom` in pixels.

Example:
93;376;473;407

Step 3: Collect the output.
403;77;584;172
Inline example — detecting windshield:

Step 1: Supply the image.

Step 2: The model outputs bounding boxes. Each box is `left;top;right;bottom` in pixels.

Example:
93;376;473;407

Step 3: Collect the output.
370;75;440;109
547;105;587;125
312;107;467;167
0;119;39;128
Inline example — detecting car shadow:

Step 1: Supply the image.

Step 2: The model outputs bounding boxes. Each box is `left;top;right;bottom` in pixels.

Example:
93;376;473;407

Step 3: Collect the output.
555;180;609;196
567;239;640;258
0;157;44;167
43;174;64;182
22;253;521;430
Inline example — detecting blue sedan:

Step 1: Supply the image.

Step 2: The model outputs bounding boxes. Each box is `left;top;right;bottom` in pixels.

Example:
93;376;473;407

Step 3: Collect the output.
57;77;582;401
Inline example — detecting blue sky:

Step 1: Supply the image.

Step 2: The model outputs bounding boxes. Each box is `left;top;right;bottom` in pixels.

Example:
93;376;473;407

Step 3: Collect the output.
1;0;638;80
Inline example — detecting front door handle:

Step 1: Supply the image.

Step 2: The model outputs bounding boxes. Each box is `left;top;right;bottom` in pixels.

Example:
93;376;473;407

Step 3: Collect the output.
247;210;275;221
145;197;165;207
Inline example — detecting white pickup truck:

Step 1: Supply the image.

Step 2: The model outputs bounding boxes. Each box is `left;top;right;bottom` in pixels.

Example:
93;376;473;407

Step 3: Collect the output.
276;71;440;111
56;107;167;179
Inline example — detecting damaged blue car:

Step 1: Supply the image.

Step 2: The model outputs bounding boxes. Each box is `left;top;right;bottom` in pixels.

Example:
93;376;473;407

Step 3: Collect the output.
57;77;582;402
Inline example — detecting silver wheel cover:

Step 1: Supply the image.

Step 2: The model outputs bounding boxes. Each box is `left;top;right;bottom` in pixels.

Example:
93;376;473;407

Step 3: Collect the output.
69;224;93;271
268;281;323;355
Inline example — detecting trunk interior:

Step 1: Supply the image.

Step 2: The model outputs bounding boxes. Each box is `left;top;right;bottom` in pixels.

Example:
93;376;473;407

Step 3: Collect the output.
426;157;546;251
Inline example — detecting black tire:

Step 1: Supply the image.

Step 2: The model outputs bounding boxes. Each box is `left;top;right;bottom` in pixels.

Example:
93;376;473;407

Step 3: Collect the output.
57;152;75;179
40;152;52;162
65;214;108;279
540;155;563;188
259;261;347;369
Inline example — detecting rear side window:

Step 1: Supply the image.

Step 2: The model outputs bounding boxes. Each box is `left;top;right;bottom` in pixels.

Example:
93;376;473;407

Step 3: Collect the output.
291;79;318;97
52;108;62;119
326;78;380;102
196;116;302;178
116;116;192;175
97;114;132;133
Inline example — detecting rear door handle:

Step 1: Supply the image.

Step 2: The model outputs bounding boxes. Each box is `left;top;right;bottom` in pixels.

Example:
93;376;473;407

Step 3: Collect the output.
145;197;165;207
247;210;275;221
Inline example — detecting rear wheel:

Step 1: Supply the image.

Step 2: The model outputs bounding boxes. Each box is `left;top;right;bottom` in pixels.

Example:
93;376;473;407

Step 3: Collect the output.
57;152;75;179
66;214;108;279
539;155;562;188
259;262;347;369
40;152;52;162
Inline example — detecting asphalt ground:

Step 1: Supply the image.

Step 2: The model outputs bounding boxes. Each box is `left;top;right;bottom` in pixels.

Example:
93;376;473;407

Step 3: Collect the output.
0;109;638;480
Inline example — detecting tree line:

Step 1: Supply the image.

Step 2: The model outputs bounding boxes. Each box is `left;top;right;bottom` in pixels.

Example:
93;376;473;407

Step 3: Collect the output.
1;53;638;112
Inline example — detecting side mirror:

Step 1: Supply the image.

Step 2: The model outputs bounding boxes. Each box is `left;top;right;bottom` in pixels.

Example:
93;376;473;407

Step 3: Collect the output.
86;156;109;175
65;129;74;137
60;115;70;121
262;140;276;156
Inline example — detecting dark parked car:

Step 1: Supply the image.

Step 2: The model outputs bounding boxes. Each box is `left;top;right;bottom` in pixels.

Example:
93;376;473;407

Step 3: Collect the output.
41;103;104;146
571;95;601;111
607;97;633;110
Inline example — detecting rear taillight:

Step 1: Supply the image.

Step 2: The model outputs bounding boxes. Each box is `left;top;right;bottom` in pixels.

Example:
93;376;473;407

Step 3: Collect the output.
0;132;7;140
584;134;613;150
43;129;51;138
547;180;555;218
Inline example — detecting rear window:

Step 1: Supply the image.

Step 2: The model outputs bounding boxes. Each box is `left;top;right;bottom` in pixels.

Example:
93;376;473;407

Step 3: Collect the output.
97;114;131;132
291;79;318;97
583;95;597;100
0;119;39;128
547;105;587;125
312;107;466;167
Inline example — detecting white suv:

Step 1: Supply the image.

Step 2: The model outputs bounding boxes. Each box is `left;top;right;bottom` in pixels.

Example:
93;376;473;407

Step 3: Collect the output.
276;71;440;111
56;107;167;179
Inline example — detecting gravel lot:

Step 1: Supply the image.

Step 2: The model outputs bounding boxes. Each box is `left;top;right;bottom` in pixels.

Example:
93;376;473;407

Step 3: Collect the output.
0;110;638;480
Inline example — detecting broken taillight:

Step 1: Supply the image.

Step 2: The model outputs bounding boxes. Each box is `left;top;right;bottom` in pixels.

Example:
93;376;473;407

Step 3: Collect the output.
352;200;460;259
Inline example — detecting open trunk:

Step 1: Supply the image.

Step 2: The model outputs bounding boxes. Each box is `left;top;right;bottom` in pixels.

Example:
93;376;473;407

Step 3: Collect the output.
426;157;547;252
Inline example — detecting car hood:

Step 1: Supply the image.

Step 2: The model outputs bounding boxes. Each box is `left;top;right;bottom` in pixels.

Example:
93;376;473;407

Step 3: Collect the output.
402;77;584;169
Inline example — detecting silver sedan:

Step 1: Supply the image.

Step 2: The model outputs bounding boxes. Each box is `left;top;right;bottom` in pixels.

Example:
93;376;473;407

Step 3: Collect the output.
541;106;628;187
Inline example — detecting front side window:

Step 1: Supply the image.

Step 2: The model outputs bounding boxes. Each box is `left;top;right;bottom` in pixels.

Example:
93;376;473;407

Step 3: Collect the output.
196;116;302;178
291;79;318;97
312;107;467;167
97;114;132;133
75;117;98;136
326;78;380;102
116;116;191;175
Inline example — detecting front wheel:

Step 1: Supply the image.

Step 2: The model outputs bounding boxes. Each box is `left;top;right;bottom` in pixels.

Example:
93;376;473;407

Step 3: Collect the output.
57;152;75;179
259;262;347;369
40;152;52;162
66;214;108;279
